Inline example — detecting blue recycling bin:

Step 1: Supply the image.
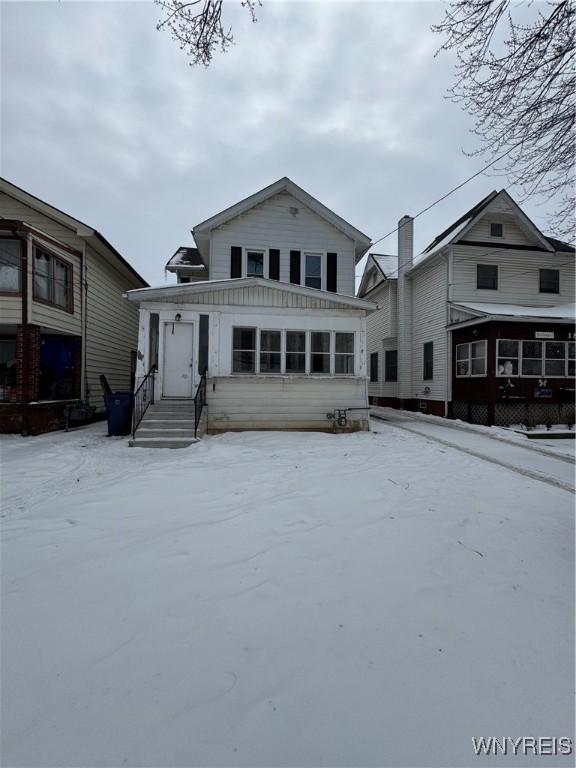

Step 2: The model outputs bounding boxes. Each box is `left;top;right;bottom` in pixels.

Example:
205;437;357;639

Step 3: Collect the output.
104;392;133;436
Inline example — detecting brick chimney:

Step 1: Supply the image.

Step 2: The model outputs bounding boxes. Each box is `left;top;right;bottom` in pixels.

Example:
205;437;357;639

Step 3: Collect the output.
397;215;413;403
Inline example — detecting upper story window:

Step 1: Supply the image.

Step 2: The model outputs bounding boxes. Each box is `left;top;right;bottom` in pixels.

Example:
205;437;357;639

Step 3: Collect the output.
33;246;72;312
304;253;323;290
477;264;498;290
0;239;22;293
539;268;560;294
246;250;265;278
490;222;503;237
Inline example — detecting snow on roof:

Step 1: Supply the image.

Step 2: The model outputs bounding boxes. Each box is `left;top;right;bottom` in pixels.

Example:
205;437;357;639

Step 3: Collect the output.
455;302;576;320
165;247;206;270
372;253;398;279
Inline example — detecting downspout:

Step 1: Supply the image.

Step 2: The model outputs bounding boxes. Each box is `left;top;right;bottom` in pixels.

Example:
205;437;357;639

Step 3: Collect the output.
81;242;88;403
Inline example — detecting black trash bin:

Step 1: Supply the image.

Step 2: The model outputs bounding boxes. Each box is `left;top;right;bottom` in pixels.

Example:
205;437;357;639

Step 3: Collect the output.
104;392;133;436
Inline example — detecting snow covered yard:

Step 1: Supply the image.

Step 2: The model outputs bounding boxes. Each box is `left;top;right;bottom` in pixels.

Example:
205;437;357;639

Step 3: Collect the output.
1;422;574;767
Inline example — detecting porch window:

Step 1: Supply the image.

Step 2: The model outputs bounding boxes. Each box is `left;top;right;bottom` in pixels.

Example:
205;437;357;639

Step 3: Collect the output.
0;240;21;292
545;341;566;377
539;269;559;294
497;340;519;376
246;250;265;278
311;331;330;374
335;332;354;374
260;330;281;373
521;341;542;376
477;264;498;290
33;246;72;311
285;331;306;373
385;350;398;381
498;339;572;377
232;327;256;373
456;340;487;377
370;352;378;382
304;253;322;290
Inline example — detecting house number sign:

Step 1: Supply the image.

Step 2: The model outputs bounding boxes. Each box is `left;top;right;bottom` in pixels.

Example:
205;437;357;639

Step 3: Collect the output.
535;331;555;339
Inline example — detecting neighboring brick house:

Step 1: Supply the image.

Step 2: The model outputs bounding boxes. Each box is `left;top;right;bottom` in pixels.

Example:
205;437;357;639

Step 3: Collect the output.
0;177;148;434
358;190;575;426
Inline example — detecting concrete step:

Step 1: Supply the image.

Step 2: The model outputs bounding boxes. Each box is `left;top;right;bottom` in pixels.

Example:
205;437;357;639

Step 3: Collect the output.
140;419;196;429
136;428;197;439
129;437;198;449
144;409;194;419
150;400;194;409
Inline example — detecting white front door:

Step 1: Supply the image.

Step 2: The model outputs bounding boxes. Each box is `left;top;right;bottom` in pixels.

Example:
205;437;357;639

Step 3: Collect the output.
163;322;194;397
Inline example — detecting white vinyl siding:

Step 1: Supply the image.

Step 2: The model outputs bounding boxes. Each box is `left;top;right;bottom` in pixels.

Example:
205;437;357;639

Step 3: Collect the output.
209;191;356;295
451;245;575;306
411;257;447;402
0;192;82;247
365;281;398;399
207;375;368;432
84;245;141;410
463;217;537;248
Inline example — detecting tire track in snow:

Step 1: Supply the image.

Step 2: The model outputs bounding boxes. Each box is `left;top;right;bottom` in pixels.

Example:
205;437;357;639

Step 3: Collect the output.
372;416;574;494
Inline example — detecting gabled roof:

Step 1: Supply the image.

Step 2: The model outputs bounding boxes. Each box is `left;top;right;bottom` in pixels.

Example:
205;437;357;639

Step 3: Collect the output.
192;177;372;263
0;177;148;286
417;189;562;270
125;276;377;311
165;246;206;272
357;252;398;297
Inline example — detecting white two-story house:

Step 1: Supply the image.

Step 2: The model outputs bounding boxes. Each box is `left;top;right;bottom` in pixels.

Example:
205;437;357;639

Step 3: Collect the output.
358;190;575;426
126;177;375;446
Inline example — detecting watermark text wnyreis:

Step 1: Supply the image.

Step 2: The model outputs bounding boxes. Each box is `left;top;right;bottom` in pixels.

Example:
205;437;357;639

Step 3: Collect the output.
472;737;573;757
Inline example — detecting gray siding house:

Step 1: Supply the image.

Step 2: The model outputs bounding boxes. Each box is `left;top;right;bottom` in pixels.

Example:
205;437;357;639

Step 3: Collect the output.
0;178;147;434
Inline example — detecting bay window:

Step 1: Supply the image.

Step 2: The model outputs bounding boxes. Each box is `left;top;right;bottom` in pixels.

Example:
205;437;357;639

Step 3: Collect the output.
33;246;72;311
0;239;21;292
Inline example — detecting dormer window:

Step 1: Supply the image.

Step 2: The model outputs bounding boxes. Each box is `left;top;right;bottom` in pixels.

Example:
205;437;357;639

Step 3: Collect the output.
490;222;503;237
246;250;265;277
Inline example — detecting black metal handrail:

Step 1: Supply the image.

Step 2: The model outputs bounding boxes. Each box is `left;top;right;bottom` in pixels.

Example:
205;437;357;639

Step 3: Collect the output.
132;366;156;438
194;367;207;439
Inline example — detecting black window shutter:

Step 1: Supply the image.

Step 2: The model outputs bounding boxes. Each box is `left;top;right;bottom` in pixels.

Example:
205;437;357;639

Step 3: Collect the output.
327;252;338;292
230;246;242;278
269;249;280;280
290;250;301;284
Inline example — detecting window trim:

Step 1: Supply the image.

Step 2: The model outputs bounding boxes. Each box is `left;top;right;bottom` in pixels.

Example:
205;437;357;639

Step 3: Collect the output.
301;250;326;291
243;247;268;279
0;238;23;296
423;341;434;381
32;245;74;313
496;338;573;378
539;268;560;295
455;340;487;378
476;263;499;291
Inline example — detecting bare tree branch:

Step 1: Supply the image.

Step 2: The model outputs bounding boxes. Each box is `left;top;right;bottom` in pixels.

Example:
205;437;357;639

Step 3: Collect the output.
434;0;576;239
155;0;260;67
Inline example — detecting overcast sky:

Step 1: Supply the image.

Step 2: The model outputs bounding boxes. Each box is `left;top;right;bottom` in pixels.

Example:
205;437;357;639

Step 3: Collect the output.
0;1;556;286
